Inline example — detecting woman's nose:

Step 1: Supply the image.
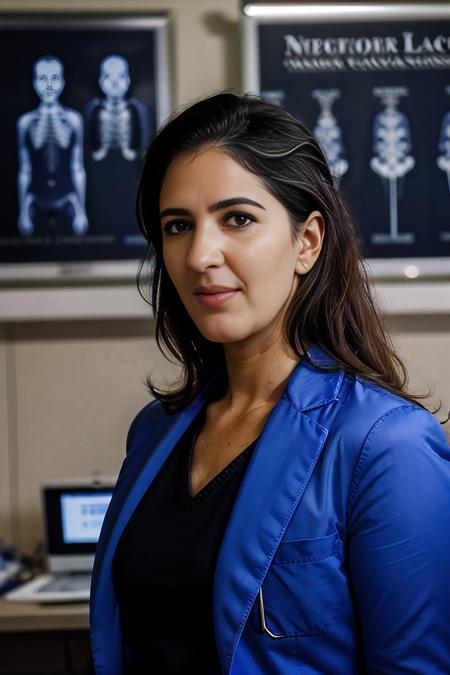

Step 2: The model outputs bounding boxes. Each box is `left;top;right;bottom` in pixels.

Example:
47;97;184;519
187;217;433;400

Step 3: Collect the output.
186;225;225;272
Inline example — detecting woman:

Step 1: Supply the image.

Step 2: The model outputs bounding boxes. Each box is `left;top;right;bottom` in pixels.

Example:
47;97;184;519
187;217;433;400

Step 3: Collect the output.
90;93;450;674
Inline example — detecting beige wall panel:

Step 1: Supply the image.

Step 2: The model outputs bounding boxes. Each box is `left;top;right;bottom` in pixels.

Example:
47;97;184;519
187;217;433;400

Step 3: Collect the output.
14;320;179;553
0;326;12;545
387;316;450;440
172;0;241;104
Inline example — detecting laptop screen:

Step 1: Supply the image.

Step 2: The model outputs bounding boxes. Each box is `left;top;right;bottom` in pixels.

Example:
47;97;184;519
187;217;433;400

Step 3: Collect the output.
43;482;114;557
60;491;112;545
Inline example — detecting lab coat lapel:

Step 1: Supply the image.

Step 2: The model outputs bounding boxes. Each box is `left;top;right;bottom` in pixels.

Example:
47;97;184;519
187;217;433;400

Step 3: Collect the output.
212;365;330;674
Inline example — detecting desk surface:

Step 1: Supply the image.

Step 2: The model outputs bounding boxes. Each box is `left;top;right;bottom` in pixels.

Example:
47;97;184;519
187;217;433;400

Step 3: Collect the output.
0;598;89;632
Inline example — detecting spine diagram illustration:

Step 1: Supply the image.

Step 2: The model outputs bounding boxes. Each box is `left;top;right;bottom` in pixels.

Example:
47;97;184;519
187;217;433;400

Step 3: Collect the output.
437;85;450;243
312;89;348;189
16;55;88;237
370;87;415;244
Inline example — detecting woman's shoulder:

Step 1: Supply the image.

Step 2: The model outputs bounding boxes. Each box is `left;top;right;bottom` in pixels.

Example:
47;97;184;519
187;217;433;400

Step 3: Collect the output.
290;350;425;425
349;373;443;427
350;372;421;413
344;370;444;430
338;373;450;471
290;355;449;466
302;346;447;444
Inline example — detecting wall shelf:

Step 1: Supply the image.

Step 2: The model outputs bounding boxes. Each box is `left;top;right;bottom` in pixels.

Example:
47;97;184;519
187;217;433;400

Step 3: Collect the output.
0;281;449;322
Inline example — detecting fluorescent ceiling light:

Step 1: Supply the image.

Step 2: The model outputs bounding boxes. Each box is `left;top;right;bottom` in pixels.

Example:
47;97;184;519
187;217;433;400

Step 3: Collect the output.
243;4;447;19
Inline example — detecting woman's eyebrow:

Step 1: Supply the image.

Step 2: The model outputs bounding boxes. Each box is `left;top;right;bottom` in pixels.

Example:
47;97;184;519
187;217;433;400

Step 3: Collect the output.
159;207;190;219
208;197;266;212
159;197;266;219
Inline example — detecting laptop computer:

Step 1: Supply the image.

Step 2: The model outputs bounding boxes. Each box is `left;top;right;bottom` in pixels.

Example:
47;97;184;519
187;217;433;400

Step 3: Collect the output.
5;476;115;603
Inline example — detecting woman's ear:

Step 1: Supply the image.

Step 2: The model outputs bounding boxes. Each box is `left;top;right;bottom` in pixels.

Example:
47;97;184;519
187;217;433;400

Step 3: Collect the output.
295;210;325;275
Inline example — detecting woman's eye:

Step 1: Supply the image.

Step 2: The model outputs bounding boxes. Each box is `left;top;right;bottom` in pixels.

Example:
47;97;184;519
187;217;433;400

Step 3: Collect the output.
227;213;253;228
163;221;191;235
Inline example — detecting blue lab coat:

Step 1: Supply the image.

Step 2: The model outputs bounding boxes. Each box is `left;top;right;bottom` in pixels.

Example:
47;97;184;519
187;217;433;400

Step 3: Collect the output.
90;345;450;673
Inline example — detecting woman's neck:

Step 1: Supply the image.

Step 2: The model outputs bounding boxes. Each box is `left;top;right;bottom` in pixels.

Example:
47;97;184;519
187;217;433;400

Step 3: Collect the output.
219;336;302;415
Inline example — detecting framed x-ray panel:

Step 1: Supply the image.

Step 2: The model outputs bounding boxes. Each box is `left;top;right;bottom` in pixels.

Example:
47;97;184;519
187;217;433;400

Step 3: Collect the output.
243;3;450;278
0;14;171;281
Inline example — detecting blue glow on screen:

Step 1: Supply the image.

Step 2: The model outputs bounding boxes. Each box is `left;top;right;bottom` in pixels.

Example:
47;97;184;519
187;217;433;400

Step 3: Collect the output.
60;492;112;544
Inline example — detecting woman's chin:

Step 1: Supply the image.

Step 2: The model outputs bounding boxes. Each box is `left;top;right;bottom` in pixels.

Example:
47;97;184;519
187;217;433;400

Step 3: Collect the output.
199;330;247;345
196;321;251;345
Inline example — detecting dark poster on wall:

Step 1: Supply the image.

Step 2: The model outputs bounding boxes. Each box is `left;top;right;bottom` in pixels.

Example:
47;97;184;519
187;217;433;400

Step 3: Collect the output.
254;17;450;261
0;17;169;268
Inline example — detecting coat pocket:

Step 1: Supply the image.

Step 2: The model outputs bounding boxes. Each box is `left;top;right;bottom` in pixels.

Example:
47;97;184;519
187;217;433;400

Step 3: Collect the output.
260;531;342;637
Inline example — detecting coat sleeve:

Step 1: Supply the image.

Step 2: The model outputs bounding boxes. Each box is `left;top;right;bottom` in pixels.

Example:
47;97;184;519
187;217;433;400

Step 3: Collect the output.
347;404;450;674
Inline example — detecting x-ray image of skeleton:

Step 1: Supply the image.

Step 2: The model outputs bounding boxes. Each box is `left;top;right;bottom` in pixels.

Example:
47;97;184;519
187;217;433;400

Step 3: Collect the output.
437;85;450;243
16;55;88;237
370;87;415;245
312;89;348;189
85;55;150;162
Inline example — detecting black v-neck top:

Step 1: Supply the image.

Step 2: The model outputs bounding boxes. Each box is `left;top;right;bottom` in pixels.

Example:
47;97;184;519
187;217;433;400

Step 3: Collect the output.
112;408;256;674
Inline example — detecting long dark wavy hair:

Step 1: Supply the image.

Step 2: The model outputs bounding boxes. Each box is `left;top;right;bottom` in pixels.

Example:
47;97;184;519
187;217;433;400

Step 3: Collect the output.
136;91;441;417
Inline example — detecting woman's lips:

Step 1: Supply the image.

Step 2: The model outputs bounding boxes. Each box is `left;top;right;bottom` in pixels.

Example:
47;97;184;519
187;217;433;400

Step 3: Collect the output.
194;290;239;307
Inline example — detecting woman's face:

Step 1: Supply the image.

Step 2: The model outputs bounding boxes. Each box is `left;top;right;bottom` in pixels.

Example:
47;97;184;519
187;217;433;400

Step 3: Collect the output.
160;146;316;346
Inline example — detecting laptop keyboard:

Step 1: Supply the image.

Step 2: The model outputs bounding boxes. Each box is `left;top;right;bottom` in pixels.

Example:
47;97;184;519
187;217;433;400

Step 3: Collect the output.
38;573;91;593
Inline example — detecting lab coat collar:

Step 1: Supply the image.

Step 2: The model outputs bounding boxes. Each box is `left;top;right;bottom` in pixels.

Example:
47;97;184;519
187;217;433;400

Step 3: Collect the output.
286;344;345;411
